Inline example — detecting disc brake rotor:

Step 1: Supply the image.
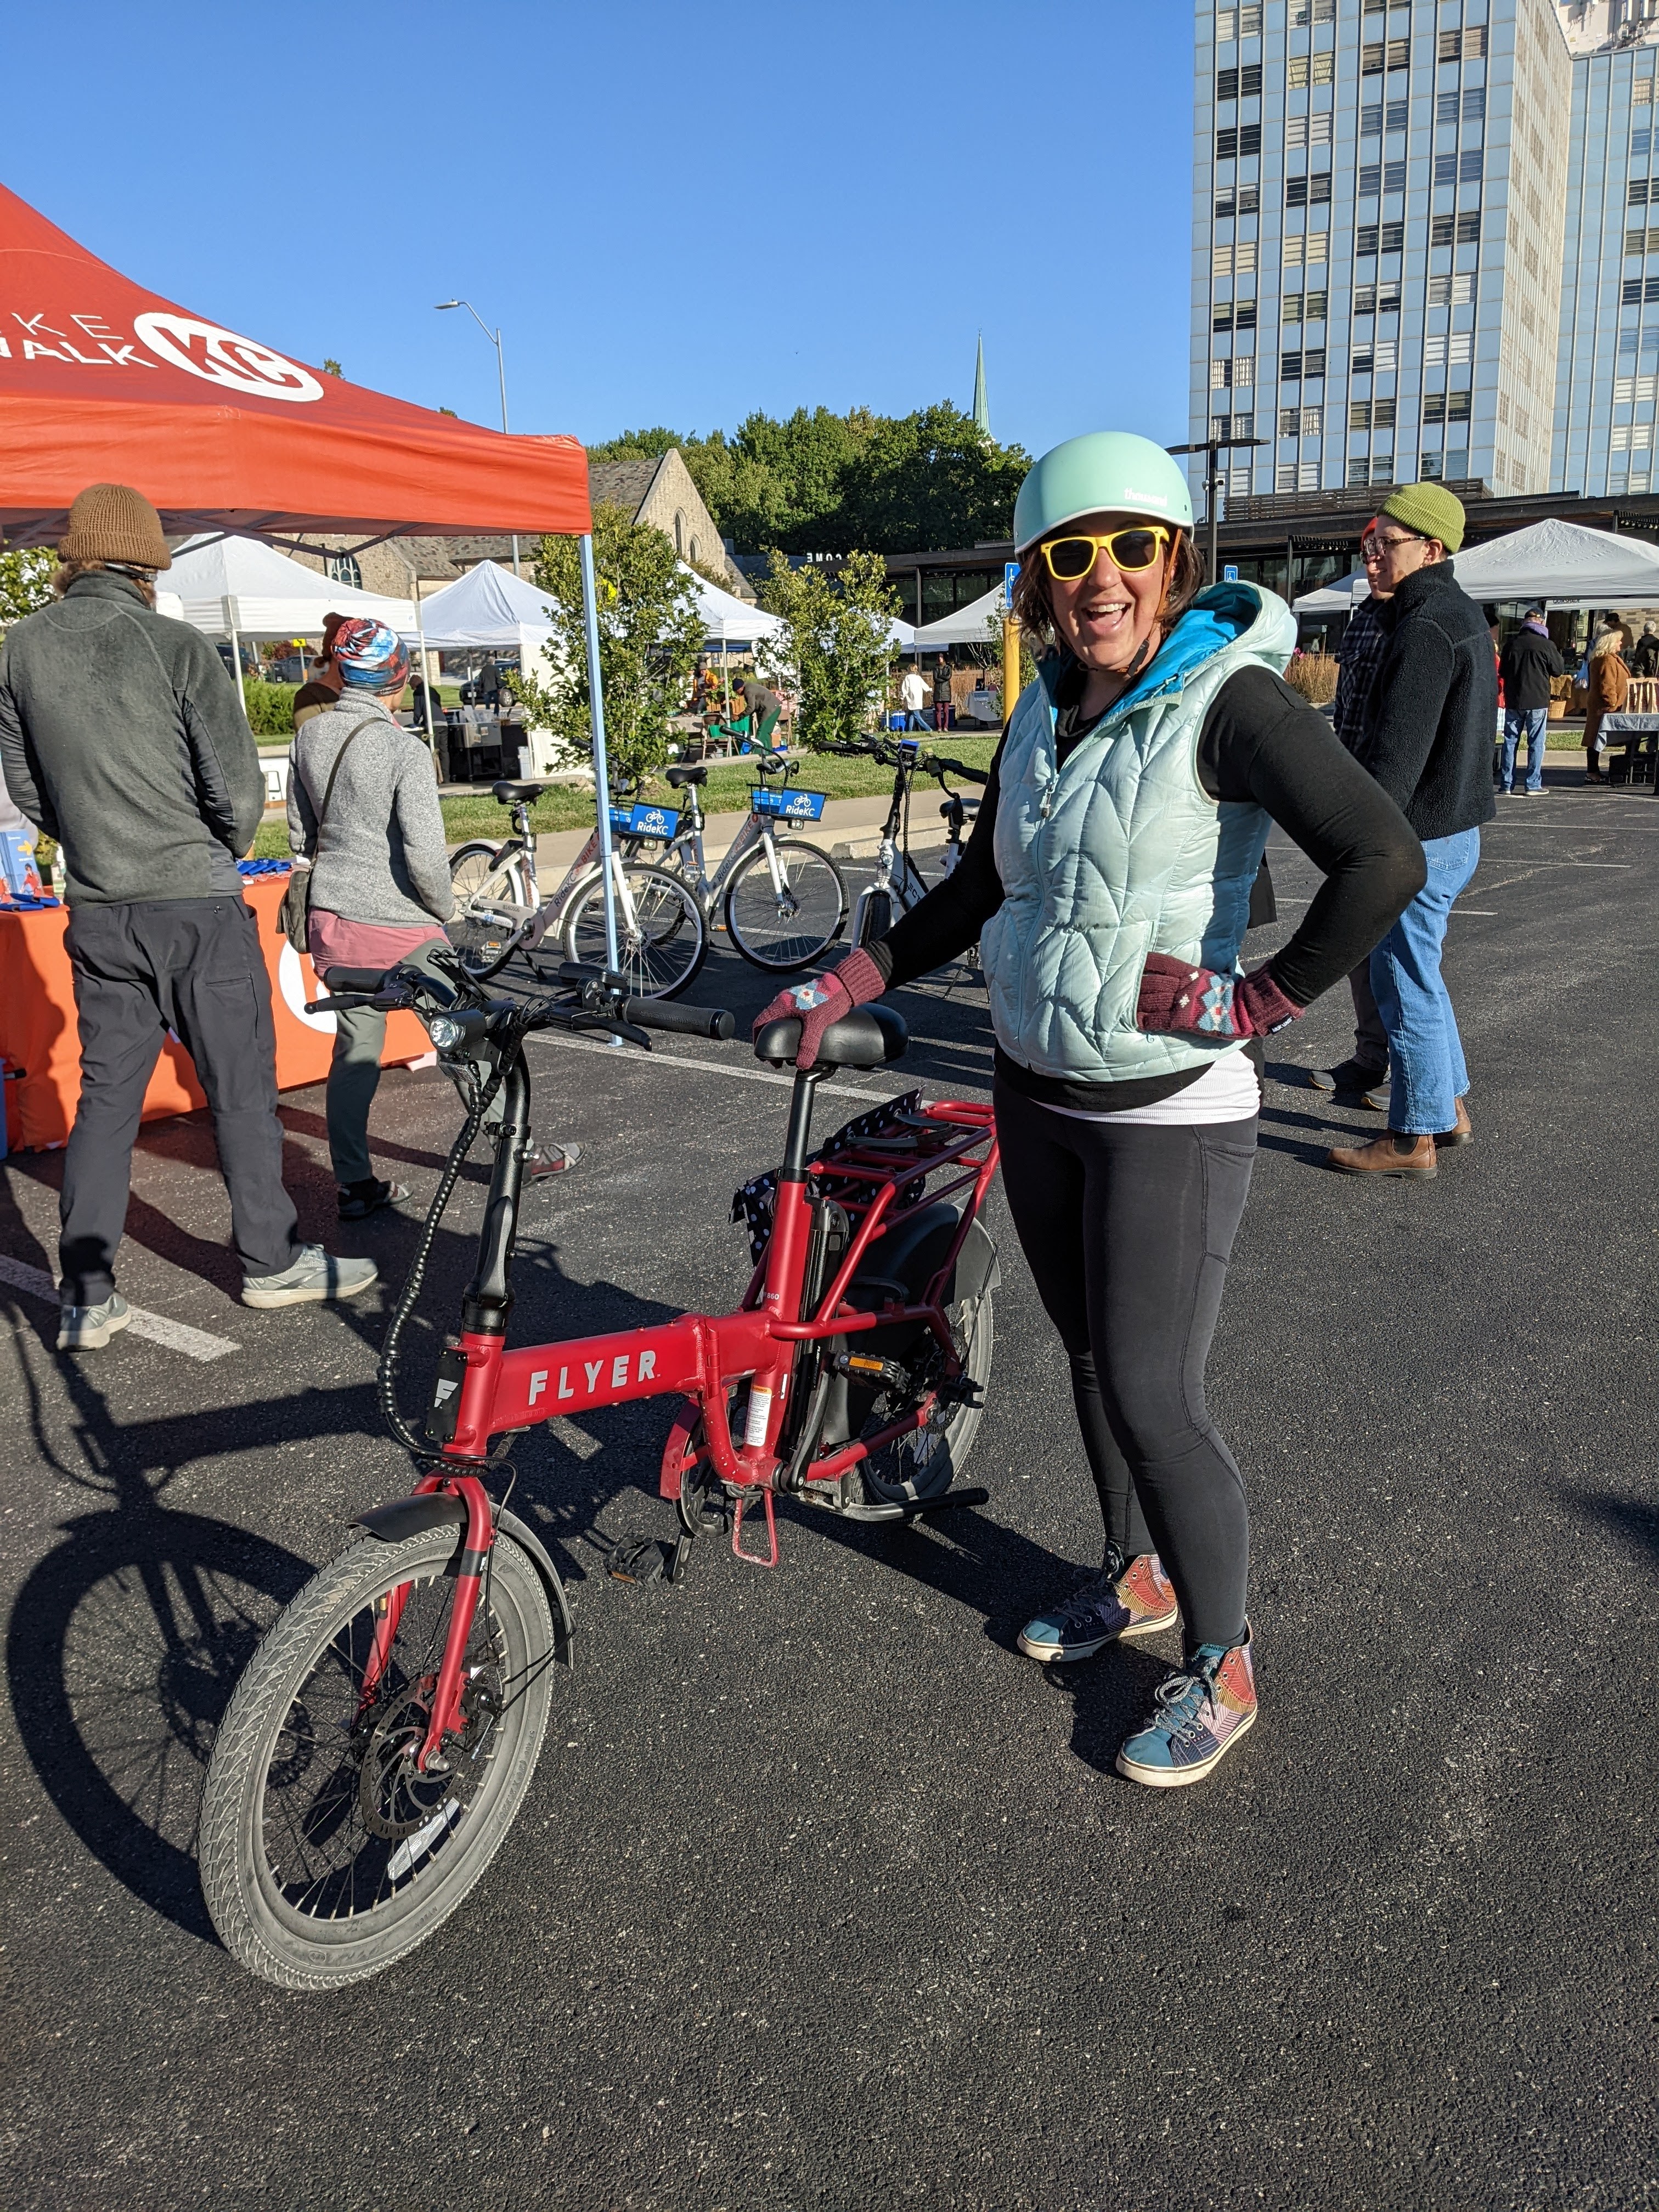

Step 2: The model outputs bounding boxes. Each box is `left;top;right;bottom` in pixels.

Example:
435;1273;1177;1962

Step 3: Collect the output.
356;1670;501;1839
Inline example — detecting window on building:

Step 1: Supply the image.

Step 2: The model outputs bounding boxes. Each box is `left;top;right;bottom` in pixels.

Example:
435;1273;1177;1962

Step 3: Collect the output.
1361;37;1410;74
1280;348;1326;381
1285;112;1332;149
1626;225;1659;258
1423;391;1472;423
1636;74;1654;105
1350;341;1397;375
1635;129;1654;158
1353;280;1402;316
1217;62;1261;98
1276;464;1300;491
1360;98;1410;135
1278;407;1301;437
1622;275;1659;303
1288;0;1334;22
1438;87;1486;127
1432;150;1485;186
1438;26;1486;60
1430;212;1481;246
674;511;685;555
1284;172;1331;208
323;552;362;590
1359;160;1408;194
1301;405;1323;436
1347;458;1376;487
1614;373;1659;402
1215;5;1263;39
1216;125;1261;158
1349;397;1396;429
1424;332;1474;365
1213;301;1257;332
1427;271;1475;306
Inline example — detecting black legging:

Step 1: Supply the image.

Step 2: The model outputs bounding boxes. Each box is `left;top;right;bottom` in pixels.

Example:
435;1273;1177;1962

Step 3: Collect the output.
993;1077;1258;1648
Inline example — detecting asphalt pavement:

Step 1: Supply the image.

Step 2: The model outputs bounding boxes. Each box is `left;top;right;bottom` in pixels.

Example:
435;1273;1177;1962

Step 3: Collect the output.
3;775;1656;2211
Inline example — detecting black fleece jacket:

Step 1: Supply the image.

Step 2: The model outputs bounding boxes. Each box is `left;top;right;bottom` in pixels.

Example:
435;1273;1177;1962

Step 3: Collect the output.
1358;560;1498;841
0;571;262;904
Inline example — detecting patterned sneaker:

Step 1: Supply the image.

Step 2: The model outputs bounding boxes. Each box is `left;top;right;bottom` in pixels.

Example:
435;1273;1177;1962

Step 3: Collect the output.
1116;1632;1257;1788
1017;1550;1180;1663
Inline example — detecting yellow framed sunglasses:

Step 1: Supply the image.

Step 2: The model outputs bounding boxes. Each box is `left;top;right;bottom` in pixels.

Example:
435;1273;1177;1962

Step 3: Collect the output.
1040;526;1171;580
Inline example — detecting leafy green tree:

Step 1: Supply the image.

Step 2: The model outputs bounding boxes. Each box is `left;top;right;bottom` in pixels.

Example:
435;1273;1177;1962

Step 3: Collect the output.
0;548;53;624
758;548;899;750
589;403;1029;556
516;503;704;783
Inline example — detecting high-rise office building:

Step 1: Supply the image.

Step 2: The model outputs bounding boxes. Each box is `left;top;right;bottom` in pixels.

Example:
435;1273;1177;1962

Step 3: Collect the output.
1188;0;1605;516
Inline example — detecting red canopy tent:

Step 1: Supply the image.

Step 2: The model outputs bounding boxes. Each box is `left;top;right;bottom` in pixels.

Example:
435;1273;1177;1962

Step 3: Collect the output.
0;181;625;963
0;182;590;546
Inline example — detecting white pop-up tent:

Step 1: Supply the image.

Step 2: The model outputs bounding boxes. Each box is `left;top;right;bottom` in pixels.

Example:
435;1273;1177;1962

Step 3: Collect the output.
411;558;555;652
680;563;783;646
167;533;416;637
1448;517;1659;606
912;583;1006;648
1293;569;1371;614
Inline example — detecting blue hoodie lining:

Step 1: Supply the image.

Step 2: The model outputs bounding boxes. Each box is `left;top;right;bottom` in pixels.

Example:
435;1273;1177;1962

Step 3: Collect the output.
1040;583;1261;736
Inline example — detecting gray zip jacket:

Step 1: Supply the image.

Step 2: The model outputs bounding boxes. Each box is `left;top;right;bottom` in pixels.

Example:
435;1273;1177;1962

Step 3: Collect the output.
288;696;454;926
0;571;263;904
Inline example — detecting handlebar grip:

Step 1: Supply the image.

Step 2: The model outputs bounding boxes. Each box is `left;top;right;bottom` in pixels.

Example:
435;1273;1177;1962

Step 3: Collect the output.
320;965;392;992
933;757;990;785
623;998;736;1041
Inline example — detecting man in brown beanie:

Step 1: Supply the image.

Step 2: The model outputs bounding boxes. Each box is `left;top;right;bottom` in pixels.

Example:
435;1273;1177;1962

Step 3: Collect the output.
0;484;376;1347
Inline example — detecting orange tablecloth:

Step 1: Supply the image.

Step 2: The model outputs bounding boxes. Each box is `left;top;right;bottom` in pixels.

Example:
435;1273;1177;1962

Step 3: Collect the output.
0;876;432;1152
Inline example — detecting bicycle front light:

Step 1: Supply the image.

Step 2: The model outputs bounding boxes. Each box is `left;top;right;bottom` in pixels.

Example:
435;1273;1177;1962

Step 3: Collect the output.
426;1013;466;1051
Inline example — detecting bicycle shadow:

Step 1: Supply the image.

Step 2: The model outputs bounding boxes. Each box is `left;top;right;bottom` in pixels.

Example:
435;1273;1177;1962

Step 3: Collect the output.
1;1170;691;1946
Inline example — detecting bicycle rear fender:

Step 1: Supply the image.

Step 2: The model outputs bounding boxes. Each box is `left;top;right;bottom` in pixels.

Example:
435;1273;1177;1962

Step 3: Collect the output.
354;1494;575;1663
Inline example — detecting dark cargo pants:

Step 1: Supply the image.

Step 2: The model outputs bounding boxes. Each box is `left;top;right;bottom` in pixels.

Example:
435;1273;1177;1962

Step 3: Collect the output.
59;898;300;1303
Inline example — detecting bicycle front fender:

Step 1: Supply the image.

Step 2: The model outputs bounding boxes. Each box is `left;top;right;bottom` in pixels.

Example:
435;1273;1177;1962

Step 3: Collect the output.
353;1494;575;1664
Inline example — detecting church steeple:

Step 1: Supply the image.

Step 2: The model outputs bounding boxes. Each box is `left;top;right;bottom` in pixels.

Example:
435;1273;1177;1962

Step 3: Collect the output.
972;333;990;437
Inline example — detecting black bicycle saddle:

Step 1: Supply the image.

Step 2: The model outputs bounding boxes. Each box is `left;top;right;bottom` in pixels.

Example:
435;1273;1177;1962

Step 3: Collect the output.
665;764;708;788
492;780;545;805
753;1002;908;1072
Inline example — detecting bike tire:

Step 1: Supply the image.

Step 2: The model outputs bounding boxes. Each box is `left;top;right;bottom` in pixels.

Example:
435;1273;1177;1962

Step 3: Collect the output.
858;1282;995;1508
447;842;529;982
199;1527;556;1990
560;862;707;1000
723;838;848;973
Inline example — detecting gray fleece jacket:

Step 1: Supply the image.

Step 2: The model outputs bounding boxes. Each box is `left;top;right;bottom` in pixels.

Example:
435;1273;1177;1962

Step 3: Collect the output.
288;696;454;926
0;571;263;904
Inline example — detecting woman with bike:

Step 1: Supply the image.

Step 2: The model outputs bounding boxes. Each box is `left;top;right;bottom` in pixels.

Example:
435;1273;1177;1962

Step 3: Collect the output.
756;431;1425;1789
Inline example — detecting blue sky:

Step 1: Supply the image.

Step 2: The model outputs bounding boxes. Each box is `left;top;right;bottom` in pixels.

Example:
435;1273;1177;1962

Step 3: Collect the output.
6;1;1192;460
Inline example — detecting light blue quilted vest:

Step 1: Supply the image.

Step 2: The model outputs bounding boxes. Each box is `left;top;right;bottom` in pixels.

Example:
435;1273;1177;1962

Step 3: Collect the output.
981;582;1297;1085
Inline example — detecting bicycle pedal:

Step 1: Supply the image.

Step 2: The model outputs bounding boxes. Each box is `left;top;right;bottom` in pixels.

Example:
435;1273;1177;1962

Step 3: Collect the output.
604;1531;666;1585
832;1350;911;1393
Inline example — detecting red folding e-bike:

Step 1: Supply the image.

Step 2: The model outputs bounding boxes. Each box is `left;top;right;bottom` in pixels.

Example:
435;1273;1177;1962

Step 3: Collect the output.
199;958;1000;1988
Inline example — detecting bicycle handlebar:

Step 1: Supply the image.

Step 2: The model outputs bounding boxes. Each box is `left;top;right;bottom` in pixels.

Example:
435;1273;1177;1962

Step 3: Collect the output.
623;998;737;1041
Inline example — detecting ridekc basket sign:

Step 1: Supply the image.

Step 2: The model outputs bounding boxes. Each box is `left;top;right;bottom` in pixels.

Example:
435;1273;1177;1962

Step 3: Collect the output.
0;181;591;544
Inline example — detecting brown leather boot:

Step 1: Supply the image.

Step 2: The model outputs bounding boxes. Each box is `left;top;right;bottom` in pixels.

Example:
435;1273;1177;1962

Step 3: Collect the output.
1435;1097;1473;1149
1327;1131;1437;1178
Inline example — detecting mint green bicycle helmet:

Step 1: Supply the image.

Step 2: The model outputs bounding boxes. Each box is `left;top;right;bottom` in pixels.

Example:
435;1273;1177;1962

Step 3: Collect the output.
1012;431;1194;554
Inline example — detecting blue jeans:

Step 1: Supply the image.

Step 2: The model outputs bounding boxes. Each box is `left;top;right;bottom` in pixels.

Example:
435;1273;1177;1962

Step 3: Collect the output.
1369;827;1480;1136
1501;707;1548;792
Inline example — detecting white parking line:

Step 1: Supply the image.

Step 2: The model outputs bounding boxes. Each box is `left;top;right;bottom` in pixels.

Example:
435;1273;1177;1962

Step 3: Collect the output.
0;1254;240;1362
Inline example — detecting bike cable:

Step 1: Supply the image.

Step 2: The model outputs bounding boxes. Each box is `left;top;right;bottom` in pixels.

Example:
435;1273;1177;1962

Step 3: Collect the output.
376;1053;509;1462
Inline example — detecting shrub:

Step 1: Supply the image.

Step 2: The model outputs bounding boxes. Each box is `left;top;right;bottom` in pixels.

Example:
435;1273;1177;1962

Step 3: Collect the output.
240;677;301;736
1282;651;1338;707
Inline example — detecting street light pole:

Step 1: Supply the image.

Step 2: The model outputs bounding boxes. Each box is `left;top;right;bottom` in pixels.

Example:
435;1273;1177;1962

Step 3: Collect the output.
1166;434;1269;582
435;298;522;577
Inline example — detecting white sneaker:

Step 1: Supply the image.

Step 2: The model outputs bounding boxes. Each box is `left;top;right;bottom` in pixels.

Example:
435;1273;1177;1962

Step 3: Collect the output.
241;1246;379;1310
57;1292;132;1351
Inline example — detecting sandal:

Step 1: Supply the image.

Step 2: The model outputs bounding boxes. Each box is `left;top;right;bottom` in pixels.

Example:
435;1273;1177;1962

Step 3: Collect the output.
336;1178;409;1219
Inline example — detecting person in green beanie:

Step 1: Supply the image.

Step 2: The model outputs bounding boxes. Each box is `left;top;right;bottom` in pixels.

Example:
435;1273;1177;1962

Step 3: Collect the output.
1328;483;1496;1180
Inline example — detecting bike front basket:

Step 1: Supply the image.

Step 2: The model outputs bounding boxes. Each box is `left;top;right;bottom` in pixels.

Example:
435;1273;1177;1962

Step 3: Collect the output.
749;787;827;821
608;802;681;840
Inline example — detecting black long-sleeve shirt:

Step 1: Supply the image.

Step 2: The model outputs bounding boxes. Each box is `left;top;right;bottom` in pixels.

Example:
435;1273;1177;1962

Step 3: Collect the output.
870;661;1426;1112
